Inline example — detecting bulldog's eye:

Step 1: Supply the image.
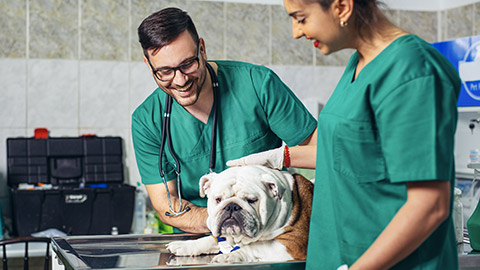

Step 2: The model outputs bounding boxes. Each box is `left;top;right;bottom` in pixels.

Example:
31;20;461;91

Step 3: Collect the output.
246;198;258;204
215;198;222;204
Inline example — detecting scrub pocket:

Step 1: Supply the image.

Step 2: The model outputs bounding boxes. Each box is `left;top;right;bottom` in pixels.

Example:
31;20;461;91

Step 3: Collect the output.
333;122;386;183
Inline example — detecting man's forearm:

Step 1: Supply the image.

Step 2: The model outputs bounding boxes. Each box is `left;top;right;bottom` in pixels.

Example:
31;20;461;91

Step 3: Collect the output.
145;182;210;233
158;200;210;233
290;144;316;169
291;128;317;169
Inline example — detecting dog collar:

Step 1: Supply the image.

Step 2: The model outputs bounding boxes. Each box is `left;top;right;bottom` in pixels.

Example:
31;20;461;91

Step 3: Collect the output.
217;237;241;254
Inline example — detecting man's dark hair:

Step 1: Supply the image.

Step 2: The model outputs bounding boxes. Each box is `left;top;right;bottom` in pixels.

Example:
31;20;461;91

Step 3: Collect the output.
138;7;200;57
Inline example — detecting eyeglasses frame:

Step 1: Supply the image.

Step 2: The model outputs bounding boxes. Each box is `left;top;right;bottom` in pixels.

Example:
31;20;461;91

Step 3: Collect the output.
146;40;201;82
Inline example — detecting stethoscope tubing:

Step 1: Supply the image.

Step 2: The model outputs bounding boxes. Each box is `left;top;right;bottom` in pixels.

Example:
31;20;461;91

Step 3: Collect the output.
209;66;218;172
159;62;218;217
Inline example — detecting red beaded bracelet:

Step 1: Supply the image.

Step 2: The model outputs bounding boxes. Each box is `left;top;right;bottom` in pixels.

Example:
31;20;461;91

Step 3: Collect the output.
284;145;291;168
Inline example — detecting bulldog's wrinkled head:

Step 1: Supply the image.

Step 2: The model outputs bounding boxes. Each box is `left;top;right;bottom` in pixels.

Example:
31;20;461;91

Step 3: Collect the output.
199;165;293;243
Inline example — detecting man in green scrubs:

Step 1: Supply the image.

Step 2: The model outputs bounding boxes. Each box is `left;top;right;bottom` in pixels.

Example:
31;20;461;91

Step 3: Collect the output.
132;7;317;233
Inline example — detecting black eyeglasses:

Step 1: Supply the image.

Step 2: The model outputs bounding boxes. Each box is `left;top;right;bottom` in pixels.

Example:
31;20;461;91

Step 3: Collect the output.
147;41;201;82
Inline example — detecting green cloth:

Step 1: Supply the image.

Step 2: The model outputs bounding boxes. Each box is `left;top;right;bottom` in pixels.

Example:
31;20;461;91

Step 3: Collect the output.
132;60;317;208
307;35;460;269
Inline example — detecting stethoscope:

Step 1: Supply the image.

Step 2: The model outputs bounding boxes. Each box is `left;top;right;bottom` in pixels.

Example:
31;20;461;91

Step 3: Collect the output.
159;62;218;217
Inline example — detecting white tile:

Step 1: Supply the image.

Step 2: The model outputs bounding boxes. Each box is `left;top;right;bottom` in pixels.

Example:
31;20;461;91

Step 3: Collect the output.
300;98;323;120
271;65;344;110
0;59;26;128
28;59;79;128
79;61;129;128
269;65;315;100
313;66;345;105
129;61;158;116
127;62;154;185
125;131;141;186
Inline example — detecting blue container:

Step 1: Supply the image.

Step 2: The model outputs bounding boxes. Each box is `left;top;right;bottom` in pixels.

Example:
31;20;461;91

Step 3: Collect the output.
432;35;480;107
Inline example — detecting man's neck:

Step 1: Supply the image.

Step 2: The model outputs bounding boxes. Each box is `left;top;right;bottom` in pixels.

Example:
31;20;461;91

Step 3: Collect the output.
184;62;217;124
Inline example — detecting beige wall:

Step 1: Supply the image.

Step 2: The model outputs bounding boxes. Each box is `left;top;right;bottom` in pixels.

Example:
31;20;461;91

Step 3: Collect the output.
3;1;479;62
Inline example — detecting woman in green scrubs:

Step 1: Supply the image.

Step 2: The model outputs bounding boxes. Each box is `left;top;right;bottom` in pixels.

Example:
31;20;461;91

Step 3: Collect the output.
229;0;461;269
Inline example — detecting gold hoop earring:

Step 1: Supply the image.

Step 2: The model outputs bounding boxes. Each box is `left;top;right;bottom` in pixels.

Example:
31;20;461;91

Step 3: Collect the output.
340;20;348;27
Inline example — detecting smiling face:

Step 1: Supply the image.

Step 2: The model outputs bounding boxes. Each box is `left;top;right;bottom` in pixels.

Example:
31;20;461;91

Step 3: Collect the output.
145;30;207;107
283;0;348;55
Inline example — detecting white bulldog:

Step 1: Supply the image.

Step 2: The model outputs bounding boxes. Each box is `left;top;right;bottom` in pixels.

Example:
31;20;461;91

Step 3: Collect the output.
166;165;313;263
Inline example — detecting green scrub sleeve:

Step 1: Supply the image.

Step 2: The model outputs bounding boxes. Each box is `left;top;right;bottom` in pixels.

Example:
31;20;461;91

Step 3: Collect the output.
375;75;459;183
251;69;317;146
132;112;174;185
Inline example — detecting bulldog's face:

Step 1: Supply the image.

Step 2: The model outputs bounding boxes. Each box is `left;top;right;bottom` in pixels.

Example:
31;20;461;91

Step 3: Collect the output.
199;165;293;242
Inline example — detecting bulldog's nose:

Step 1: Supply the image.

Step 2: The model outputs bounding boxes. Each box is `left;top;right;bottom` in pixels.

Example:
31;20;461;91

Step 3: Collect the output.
225;203;241;212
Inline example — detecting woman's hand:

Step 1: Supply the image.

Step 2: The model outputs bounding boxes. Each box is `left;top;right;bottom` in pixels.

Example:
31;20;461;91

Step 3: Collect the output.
226;146;285;169
227;128;318;170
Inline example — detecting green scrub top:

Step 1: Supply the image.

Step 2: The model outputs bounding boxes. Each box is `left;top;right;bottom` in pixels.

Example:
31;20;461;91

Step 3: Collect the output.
132;60;317;208
307;35;460;269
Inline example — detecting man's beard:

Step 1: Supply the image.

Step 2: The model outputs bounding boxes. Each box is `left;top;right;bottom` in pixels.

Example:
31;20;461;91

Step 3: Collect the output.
162;66;207;107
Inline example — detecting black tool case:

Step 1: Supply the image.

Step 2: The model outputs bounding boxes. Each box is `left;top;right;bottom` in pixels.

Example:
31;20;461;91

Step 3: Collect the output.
6;136;135;236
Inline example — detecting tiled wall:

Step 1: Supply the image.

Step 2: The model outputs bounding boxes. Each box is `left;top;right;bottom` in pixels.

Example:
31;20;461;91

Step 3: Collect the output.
1;0;479;226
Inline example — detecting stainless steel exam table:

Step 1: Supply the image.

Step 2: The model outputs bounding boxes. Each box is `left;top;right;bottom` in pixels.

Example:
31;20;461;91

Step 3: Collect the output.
51;233;305;269
51;233;480;269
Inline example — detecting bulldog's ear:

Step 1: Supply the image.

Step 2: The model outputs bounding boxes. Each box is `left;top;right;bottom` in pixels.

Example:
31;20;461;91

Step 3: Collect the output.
199;172;217;198
261;174;285;200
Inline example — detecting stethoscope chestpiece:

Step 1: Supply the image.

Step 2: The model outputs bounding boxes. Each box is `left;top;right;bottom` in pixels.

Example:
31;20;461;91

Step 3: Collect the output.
165;206;191;217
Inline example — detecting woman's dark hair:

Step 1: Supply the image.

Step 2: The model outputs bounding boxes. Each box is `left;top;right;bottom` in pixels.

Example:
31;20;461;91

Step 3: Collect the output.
138;7;200;57
302;0;387;40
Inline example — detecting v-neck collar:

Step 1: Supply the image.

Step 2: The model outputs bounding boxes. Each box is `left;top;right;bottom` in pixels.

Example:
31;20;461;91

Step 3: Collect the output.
348;34;414;84
171;93;215;127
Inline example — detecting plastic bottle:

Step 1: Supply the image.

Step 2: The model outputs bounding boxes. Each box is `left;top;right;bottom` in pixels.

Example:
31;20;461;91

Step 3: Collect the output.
144;211;159;234
467;193;480;250
470;149;480;163
453;187;464;244
0;206;3;239
133;182;146;234
156;212;174;233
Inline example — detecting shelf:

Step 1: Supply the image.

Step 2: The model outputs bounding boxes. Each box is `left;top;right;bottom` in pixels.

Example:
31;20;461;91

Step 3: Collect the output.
467;163;480;169
458;107;480;113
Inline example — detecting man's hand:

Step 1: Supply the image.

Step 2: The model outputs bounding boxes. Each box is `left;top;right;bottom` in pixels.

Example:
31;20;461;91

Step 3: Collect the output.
226;146;285;170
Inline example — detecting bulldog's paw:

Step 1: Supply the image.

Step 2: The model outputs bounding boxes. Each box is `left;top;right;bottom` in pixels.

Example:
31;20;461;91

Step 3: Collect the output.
212;253;236;263
167;240;203;256
167;255;213;266
212;251;256;263
167;236;219;256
